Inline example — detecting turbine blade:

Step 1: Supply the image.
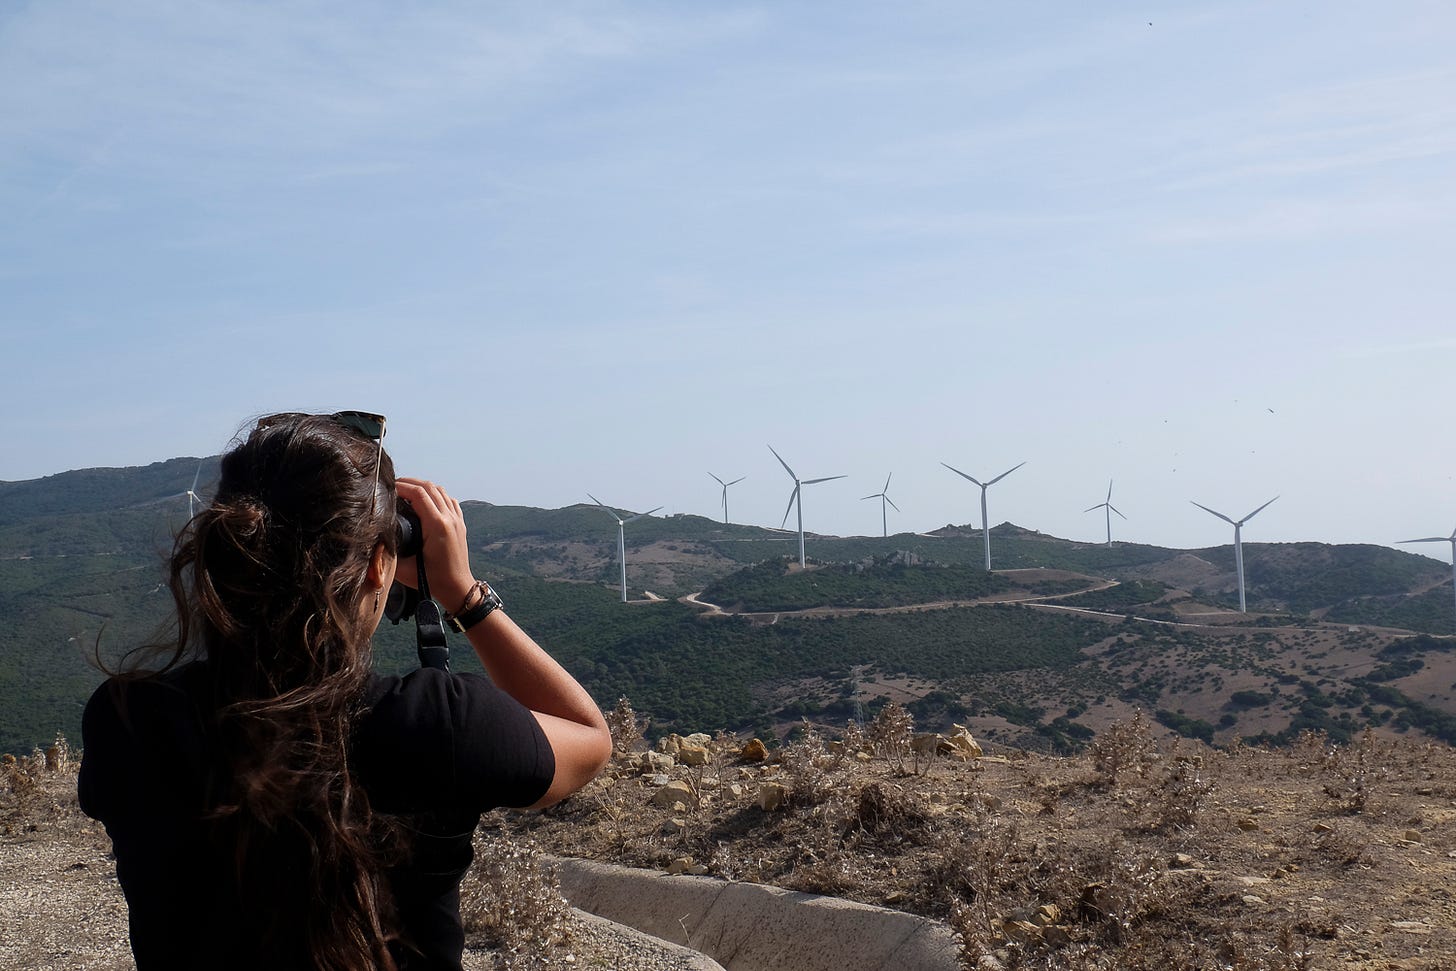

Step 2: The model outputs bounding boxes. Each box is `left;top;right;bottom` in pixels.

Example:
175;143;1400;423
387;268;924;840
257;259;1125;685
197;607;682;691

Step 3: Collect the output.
624;506;663;523
727;477;746;486
1190;500;1236;526
587;494;623;523
191;463;203;493
1238;495;1279;525
1084;503;1104;513
986;461;1026;487
1400;537;1448;544
781;487;799;529
1106;479;1114;503
883;473;892;493
941;462;984;487
1110;505;1127;520
885;496;900;512
861;493;880;501
767;445;796;480
803;475;846;485
708;472;726;486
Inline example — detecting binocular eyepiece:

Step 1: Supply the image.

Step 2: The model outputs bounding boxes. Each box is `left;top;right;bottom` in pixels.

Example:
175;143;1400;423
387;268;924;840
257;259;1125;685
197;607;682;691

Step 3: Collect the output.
385;499;451;672
396;501;422;560
385;502;423;623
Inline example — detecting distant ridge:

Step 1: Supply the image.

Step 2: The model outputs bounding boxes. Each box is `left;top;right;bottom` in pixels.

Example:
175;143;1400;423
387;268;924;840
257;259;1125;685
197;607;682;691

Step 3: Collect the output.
2;458;1454;757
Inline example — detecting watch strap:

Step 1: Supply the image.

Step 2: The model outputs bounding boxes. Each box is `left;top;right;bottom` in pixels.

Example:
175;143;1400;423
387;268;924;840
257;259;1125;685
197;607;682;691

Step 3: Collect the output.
447;582;502;633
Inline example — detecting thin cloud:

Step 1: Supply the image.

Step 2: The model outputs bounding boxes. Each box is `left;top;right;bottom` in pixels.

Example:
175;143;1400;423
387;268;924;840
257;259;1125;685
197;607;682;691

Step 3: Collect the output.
1338;337;1456;360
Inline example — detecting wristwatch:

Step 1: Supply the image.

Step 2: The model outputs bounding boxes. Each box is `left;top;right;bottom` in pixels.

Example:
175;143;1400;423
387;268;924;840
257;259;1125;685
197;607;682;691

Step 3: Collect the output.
447;581;503;633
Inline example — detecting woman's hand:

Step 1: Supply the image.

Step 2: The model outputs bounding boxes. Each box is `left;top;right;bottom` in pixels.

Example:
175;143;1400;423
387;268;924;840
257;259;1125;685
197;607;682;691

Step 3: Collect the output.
394;478;477;612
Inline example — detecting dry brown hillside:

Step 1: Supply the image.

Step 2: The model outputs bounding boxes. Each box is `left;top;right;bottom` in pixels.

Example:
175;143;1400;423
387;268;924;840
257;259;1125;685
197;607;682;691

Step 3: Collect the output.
510;706;1456;970
5;715;1455;970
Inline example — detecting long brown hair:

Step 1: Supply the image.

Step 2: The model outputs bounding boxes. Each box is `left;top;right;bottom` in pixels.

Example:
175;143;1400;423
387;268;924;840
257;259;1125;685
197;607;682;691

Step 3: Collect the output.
151;413;402;969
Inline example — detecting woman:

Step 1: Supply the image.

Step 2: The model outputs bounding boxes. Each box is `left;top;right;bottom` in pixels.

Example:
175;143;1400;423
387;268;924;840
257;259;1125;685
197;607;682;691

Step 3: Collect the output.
78;412;612;971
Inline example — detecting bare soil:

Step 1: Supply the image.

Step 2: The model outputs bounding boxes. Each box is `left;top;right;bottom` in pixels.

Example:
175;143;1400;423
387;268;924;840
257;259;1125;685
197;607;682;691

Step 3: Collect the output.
8;723;1456;970
508;719;1456;970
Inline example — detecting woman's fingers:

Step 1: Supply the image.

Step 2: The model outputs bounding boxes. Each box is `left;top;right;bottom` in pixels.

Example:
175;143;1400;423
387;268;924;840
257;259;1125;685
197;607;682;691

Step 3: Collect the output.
395;478;475;608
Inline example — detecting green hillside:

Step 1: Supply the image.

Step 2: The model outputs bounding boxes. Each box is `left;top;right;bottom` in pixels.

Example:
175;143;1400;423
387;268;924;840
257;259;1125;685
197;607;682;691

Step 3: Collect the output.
2;457;1454;755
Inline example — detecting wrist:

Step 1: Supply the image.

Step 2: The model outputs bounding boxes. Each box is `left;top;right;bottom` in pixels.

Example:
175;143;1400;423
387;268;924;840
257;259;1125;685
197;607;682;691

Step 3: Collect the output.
446;579;503;633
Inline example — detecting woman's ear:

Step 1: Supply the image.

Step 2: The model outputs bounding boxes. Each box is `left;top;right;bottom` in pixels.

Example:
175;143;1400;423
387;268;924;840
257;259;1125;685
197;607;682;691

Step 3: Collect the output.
366;541;395;591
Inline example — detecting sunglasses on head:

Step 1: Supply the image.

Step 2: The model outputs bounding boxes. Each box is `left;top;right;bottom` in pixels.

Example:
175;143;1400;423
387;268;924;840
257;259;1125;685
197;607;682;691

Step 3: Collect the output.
332;411;388;510
333;411;385;441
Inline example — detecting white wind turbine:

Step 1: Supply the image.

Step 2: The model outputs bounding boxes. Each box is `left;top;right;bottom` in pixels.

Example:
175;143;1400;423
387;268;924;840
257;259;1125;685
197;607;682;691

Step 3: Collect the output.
164;461;208;519
1190;496;1278;613
1084;479;1126;546
942;461;1025;570
1399;524;1456;634
708;473;745;525
768;445;845;568
861;473;899;538
588;494;663;603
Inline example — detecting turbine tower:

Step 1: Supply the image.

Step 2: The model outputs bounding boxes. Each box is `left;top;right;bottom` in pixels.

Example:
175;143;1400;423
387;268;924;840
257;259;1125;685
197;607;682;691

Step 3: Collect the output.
1084;479;1126;546
1399;524;1456;634
861;473;899;538
942;461;1025;570
708;472;745;525
768;445;845;568
588;494;663;602
1190;496;1278;613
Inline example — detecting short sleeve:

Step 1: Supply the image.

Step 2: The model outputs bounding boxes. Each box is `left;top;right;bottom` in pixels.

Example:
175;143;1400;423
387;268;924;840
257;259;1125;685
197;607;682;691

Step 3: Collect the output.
77;680;126;822
353;669;555;815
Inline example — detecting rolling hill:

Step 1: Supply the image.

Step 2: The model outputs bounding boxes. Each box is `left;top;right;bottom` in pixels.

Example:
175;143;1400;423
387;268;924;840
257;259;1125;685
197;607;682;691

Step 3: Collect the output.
2;457;1454;756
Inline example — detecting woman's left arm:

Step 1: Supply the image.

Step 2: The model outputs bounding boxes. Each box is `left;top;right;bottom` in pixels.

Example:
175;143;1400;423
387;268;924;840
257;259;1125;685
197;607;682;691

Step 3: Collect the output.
395;478;611;807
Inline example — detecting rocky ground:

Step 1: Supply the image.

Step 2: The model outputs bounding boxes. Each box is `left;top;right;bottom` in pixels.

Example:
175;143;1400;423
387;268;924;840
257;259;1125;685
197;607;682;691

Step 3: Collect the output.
5;715;1456;970
507;708;1456;970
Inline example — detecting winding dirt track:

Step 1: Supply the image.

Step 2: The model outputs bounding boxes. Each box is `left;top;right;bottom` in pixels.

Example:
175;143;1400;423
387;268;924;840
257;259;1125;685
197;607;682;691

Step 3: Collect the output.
677;575;1420;636
678;574;1123;624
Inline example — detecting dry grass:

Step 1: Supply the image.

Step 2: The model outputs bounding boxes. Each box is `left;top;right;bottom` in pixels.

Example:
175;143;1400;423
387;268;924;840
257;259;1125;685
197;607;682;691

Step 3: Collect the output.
509;713;1456;970
459;828;576;970
7;721;1456;970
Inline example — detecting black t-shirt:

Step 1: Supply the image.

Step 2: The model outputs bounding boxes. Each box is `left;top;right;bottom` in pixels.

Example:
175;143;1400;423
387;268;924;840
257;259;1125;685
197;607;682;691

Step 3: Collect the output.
78;663;555;971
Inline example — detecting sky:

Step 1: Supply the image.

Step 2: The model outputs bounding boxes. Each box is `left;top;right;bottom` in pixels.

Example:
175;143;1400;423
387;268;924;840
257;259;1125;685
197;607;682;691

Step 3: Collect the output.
3;1;1455;556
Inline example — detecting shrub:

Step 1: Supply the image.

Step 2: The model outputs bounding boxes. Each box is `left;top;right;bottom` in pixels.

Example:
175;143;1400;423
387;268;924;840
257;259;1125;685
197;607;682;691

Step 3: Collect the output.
1088;711;1158;785
604;696;643;755
868;702;915;776
460;830;575;970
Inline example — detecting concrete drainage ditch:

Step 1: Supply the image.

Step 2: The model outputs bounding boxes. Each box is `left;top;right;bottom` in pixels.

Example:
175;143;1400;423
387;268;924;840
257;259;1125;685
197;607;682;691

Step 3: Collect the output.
555;858;960;971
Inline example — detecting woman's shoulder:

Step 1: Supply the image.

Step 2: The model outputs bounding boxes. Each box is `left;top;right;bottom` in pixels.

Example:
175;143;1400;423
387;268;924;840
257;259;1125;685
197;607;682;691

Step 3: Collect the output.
78;662;213;821
360;667;524;734
83;662;209;732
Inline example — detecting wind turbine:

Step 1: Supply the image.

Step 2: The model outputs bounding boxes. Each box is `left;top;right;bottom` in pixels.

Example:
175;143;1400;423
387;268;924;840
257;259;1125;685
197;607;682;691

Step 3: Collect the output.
768;445;845;568
1190;496;1278;613
708;473;745;525
942;461;1025;570
1084;479;1126;546
1399;524;1456;633
588;494;663;602
185;463;207;519
861;473;899;538
164;461;208;519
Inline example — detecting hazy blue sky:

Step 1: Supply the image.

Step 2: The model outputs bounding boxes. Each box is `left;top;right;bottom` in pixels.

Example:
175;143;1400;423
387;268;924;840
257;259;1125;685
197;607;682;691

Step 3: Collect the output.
4;1;1454;554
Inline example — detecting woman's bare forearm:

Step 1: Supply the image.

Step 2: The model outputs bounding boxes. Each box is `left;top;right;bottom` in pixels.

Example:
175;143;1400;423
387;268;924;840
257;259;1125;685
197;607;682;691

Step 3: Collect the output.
464;607;606;732
465;606;611;806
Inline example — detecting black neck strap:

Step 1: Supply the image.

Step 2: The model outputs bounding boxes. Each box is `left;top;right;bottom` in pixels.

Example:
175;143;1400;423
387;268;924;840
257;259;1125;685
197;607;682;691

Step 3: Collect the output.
412;556;451;672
